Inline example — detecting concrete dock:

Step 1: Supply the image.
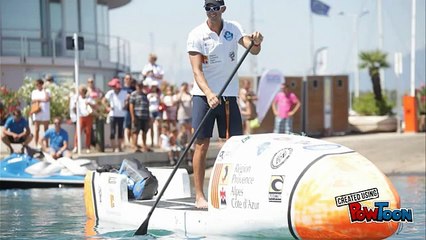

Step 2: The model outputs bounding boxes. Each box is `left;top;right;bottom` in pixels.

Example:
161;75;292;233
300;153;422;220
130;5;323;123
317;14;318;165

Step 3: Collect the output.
1;132;425;175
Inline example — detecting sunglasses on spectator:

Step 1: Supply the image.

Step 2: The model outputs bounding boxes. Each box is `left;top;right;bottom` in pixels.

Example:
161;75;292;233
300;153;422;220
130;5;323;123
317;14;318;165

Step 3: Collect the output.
204;5;222;12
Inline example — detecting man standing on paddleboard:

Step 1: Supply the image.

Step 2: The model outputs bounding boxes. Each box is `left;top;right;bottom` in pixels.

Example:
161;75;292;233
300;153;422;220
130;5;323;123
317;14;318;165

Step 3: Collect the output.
187;0;263;208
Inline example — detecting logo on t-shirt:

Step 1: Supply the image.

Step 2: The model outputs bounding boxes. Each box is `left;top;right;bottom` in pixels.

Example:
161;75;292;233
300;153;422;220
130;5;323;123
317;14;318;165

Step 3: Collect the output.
224;31;233;41
229;51;235;61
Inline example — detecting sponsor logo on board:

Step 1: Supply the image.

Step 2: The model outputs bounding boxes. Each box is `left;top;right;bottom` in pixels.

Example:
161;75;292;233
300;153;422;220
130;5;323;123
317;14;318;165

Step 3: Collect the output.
241;135;250;143
210;163;232;209
269;175;285;203
270;148;292;169
217;150;231;162
257;142;271;156
220;187;227;206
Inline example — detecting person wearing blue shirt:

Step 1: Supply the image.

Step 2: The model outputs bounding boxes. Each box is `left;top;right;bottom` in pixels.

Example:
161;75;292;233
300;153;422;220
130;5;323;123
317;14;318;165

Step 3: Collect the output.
41;117;72;159
1;109;33;154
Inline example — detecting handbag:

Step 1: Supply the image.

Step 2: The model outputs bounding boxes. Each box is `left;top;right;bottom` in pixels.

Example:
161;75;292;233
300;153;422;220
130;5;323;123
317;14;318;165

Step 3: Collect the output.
30;101;41;114
247;101;258;120
86;104;93;115
158;102;167;112
249;117;260;129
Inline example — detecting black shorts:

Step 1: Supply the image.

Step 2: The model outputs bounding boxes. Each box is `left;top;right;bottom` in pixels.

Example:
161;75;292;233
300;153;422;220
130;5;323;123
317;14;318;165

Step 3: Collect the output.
192;96;242;139
8;136;25;143
132;118;150;133
109;117;125;139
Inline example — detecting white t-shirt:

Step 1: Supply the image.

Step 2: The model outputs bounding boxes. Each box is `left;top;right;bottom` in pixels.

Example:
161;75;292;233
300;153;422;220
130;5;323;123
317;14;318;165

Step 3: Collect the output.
177;92;192;121
142;63;164;87
104;89;128;117
69;93;77;122
147;92;161;113
76;96;95;117
162;94;177;121
160;133;171;151
187;19;245;97
31;89;51;121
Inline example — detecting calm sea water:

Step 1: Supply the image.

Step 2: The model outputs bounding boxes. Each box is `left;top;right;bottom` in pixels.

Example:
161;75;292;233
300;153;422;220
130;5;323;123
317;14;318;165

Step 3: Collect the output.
0;175;425;240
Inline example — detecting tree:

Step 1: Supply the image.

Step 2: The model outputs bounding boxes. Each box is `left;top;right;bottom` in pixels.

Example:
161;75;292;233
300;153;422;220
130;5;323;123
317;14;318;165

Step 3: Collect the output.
359;50;390;102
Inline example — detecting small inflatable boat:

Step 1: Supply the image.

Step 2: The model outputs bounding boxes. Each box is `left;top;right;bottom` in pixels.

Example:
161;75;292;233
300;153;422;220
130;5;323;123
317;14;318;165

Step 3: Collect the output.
0;153;92;189
84;134;407;239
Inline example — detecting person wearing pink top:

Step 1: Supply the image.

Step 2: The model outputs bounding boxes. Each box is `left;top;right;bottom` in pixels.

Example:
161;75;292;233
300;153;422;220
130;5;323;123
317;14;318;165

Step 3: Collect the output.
272;83;301;134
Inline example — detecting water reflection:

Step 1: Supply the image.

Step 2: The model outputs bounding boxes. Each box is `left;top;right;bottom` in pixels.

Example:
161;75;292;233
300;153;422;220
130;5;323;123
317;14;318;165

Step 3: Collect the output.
0;175;424;239
388;175;426;239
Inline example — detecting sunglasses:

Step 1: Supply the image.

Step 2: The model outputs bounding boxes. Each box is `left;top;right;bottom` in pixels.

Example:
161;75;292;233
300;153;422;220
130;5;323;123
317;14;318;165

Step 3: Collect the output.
204;5;222;12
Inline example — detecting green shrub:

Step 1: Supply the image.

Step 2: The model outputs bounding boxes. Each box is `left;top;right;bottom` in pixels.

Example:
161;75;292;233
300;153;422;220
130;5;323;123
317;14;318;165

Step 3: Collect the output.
353;92;394;116
0;85;20;123
417;85;426;114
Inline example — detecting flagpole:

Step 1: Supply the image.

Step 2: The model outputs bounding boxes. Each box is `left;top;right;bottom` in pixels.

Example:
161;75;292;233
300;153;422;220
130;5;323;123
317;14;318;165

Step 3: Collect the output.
250;0;258;92
309;6;315;75
377;0;385;90
73;33;81;155
303;0;315;133
410;0;416;97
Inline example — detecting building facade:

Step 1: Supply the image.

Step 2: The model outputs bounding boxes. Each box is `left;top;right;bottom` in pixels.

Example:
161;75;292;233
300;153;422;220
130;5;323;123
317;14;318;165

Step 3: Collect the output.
0;0;131;90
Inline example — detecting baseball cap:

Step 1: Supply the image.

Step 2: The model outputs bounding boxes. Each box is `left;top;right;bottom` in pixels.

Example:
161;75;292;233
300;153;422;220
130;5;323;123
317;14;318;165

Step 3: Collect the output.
108;78;121;88
204;0;225;7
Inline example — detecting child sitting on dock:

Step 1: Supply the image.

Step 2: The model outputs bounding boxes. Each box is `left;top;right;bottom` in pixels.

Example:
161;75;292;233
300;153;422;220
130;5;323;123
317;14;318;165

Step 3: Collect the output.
159;125;180;165
177;124;193;166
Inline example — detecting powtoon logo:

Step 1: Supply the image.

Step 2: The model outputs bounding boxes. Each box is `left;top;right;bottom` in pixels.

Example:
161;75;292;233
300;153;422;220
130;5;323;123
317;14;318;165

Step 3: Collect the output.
335;188;413;223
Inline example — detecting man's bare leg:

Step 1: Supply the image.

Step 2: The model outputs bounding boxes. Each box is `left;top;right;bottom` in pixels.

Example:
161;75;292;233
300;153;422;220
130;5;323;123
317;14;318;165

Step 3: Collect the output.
132;132;139;151
110;139;116;152
118;138;124;152
22;133;33;147
1;135;13;153
193;138;210;208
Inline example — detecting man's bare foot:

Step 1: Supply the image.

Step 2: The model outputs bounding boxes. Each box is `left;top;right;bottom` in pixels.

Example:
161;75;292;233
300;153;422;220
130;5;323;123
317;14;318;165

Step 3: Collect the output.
195;197;208;209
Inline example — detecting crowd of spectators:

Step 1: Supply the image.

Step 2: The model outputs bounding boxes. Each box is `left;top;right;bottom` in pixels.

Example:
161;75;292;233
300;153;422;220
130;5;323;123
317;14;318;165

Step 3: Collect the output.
0;53;300;164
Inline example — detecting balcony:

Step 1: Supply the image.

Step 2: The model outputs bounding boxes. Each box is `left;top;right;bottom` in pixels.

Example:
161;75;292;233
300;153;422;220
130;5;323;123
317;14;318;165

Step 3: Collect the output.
0;29;130;72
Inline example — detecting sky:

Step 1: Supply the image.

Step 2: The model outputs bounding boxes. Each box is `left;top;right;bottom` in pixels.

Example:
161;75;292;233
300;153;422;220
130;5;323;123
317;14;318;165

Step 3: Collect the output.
109;0;425;94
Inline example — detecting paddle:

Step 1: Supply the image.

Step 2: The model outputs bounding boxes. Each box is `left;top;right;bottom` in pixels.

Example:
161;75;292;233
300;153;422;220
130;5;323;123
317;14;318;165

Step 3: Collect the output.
134;41;255;236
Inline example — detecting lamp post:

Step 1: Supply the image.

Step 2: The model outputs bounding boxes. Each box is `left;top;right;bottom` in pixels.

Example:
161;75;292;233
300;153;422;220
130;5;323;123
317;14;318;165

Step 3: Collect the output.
339;10;369;98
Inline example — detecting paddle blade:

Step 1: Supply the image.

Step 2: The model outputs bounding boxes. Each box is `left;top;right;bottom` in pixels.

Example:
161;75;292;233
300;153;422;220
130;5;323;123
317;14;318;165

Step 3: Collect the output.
134;218;149;236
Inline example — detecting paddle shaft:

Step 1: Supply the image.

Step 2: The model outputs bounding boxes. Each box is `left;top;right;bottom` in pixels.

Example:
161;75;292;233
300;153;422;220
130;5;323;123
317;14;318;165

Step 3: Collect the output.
134;41;255;236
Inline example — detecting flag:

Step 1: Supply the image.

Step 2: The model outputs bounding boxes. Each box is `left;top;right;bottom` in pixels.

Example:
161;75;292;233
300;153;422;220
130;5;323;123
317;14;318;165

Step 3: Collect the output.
311;0;330;16
315;47;328;75
256;69;283;123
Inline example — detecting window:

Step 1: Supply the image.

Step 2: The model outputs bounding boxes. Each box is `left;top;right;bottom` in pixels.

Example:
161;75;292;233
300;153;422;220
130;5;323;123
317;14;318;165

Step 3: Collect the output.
0;0;41;31
0;0;41;56
0;0;41;38
81;0;96;39
63;0;78;33
49;0;62;33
